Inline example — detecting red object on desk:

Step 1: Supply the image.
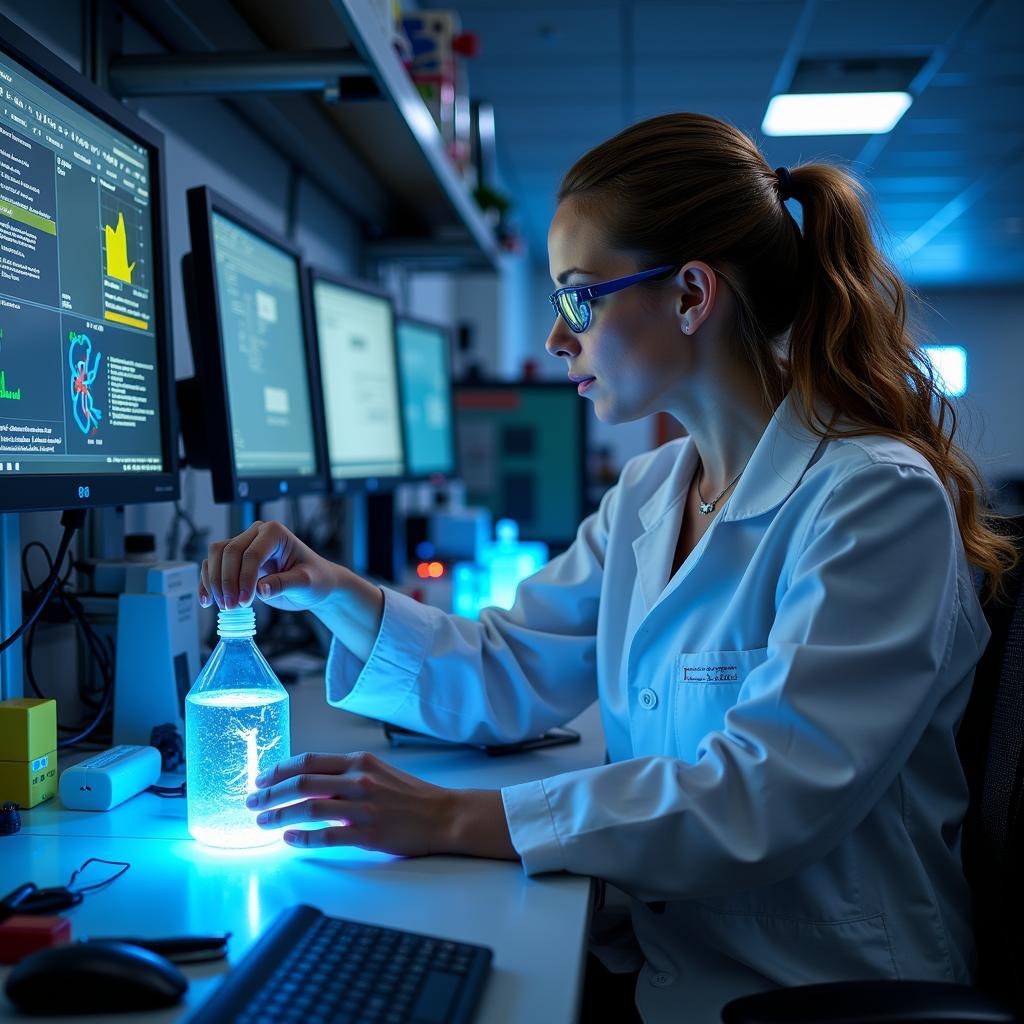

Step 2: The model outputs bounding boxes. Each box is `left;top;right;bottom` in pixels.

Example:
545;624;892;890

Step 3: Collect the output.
0;915;71;963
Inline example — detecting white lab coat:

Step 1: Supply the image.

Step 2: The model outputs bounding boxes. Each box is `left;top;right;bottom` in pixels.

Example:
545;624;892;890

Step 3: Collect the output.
326;393;990;1023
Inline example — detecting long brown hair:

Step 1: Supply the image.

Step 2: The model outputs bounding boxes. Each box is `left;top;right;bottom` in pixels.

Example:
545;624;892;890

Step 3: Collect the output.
558;112;1017;596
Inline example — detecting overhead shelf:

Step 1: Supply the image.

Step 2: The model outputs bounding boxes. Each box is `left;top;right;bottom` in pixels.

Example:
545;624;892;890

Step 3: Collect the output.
115;0;500;271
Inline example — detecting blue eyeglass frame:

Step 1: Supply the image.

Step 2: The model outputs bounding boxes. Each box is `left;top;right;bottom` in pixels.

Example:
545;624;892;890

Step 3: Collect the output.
548;264;677;333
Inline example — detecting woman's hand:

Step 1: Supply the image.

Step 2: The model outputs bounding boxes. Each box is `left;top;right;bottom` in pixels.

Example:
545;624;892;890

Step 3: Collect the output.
199;520;341;612
245;751;519;860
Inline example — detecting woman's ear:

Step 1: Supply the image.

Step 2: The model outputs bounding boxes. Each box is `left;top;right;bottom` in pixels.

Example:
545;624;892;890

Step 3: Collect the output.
675;262;718;335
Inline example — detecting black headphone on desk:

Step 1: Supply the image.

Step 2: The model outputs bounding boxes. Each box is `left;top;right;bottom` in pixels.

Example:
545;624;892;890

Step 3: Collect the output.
0;883;83;920
0;859;130;923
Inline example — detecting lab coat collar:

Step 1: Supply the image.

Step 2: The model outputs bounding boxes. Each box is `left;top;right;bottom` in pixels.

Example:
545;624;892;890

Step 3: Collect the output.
636;392;827;532
721;392;828;522
637;438;699;532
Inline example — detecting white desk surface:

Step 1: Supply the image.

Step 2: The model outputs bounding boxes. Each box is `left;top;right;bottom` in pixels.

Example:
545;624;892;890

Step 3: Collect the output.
0;675;606;1023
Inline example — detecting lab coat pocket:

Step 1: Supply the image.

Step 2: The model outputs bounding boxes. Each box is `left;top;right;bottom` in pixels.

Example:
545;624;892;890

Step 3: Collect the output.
673;648;768;763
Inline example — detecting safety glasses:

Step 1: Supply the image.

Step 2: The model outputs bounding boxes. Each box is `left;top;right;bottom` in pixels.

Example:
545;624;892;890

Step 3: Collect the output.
548;264;677;333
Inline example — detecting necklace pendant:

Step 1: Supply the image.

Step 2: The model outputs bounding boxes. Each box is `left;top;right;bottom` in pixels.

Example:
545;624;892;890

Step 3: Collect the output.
699;501;715;515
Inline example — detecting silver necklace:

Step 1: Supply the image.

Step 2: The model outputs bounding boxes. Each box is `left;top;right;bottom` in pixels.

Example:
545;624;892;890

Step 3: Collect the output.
697;465;745;516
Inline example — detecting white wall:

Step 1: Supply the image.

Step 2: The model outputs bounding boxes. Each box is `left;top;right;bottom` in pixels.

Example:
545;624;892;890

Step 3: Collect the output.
917;287;1024;486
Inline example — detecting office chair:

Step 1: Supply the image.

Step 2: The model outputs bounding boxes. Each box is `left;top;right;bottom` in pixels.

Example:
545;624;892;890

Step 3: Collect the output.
721;517;1024;1024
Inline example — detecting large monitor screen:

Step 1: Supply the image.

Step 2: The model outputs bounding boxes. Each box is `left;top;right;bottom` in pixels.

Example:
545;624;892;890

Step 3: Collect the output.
395;318;454;479
455;384;589;550
210;211;318;480
311;274;404;483
0;26;173;505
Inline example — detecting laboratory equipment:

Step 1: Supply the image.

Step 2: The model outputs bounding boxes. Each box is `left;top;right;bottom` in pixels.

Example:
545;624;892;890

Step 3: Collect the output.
185;607;290;848
0;13;177;513
179;187;326;504
453;519;548;619
83;561;201;747
58;745;162;811
395;317;456;479
307;270;405;489
454;382;589;551
0;11;178;701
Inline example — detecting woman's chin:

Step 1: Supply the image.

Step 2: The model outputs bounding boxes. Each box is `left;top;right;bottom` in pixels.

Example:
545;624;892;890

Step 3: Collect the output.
592;396;639;426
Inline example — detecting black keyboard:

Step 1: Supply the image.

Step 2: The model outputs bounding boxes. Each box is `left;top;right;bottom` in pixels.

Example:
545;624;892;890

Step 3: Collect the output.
188;904;493;1024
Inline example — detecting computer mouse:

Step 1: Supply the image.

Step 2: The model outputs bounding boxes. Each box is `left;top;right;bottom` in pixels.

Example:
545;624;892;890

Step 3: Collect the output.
3;940;188;1015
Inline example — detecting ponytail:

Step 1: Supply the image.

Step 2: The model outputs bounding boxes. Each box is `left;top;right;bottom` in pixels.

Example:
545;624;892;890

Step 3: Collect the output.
784;163;1017;598
558;113;1018;597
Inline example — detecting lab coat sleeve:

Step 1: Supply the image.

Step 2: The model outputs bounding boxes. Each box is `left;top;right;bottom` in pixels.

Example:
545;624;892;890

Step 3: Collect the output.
324;485;614;745
501;460;986;898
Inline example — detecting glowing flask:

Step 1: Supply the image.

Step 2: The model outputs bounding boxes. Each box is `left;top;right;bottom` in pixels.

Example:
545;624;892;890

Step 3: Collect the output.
186;607;290;848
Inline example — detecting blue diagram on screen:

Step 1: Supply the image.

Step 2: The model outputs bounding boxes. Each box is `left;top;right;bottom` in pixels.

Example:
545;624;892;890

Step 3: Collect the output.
68;330;103;435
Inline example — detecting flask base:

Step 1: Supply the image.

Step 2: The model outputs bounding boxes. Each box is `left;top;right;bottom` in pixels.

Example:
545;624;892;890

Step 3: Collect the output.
188;825;281;850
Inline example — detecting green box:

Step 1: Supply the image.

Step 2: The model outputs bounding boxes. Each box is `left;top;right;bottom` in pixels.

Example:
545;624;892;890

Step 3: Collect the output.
0;750;57;807
0;698;57;762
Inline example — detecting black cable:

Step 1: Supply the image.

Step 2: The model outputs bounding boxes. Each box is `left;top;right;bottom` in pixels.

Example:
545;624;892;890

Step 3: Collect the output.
56;671;113;748
23;554;114;711
19;516;115;749
67;858;131;894
0;509;85;653
147;783;186;798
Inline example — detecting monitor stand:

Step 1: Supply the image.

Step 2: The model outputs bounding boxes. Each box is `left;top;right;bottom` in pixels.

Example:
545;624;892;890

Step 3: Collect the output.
0;513;22;700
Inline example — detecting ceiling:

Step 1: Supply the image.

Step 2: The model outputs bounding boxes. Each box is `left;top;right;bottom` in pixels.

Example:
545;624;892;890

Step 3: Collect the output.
422;0;1024;288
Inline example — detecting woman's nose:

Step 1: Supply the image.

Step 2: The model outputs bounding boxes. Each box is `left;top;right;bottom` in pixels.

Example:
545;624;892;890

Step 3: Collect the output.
545;318;580;360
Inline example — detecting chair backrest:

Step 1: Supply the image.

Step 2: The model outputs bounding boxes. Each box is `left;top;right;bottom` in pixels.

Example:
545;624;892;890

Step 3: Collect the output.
956;516;1024;1007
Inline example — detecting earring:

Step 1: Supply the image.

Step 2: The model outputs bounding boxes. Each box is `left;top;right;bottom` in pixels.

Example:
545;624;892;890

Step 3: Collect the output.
681;320;690;334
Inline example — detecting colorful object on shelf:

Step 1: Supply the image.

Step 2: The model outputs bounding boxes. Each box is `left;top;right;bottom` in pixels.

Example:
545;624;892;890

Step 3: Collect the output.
400;10;478;175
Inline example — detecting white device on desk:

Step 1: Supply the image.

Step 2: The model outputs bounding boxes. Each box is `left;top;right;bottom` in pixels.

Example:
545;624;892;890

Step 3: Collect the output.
101;562;200;746
58;744;162;810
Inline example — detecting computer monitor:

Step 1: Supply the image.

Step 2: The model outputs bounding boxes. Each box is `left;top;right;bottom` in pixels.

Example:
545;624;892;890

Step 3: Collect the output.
181;187;325;504
308;271;405;490
395;317;456;480
454;382;589;551
0;14;178;513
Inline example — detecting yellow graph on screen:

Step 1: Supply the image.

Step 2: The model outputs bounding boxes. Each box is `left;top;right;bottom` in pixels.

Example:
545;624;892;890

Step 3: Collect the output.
104;212;136;283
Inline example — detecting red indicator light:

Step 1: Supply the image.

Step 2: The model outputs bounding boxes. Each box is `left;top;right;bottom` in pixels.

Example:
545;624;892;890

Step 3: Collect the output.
416;562;430;578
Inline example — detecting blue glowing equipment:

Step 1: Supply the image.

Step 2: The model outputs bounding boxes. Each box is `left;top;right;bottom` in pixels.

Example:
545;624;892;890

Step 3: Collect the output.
453;519;548;619
185;607;290;848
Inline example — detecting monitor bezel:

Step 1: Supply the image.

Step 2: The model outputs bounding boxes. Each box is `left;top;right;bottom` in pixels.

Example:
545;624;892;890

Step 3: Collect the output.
394;315;458;483
0;13;179;513
306;268;407;494
452;380;591;551
185;186;327;505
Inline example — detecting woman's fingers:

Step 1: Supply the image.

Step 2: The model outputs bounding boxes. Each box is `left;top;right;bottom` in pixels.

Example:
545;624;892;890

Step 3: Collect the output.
237;522;293;605
256;797;362;828
205;523;256;609
255;751;373;789
284;826;369;848
246;772;366;811
199;559;212;608
216;521;266;608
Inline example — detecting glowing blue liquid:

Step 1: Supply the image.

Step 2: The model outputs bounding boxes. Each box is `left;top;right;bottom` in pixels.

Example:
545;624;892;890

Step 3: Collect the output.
186;689;289;848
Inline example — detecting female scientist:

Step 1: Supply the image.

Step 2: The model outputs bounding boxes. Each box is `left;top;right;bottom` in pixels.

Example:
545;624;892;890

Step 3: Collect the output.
199;114;1016;1022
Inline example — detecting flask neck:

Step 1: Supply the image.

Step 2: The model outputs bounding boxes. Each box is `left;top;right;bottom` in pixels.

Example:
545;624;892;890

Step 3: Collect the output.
217;607;256;640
